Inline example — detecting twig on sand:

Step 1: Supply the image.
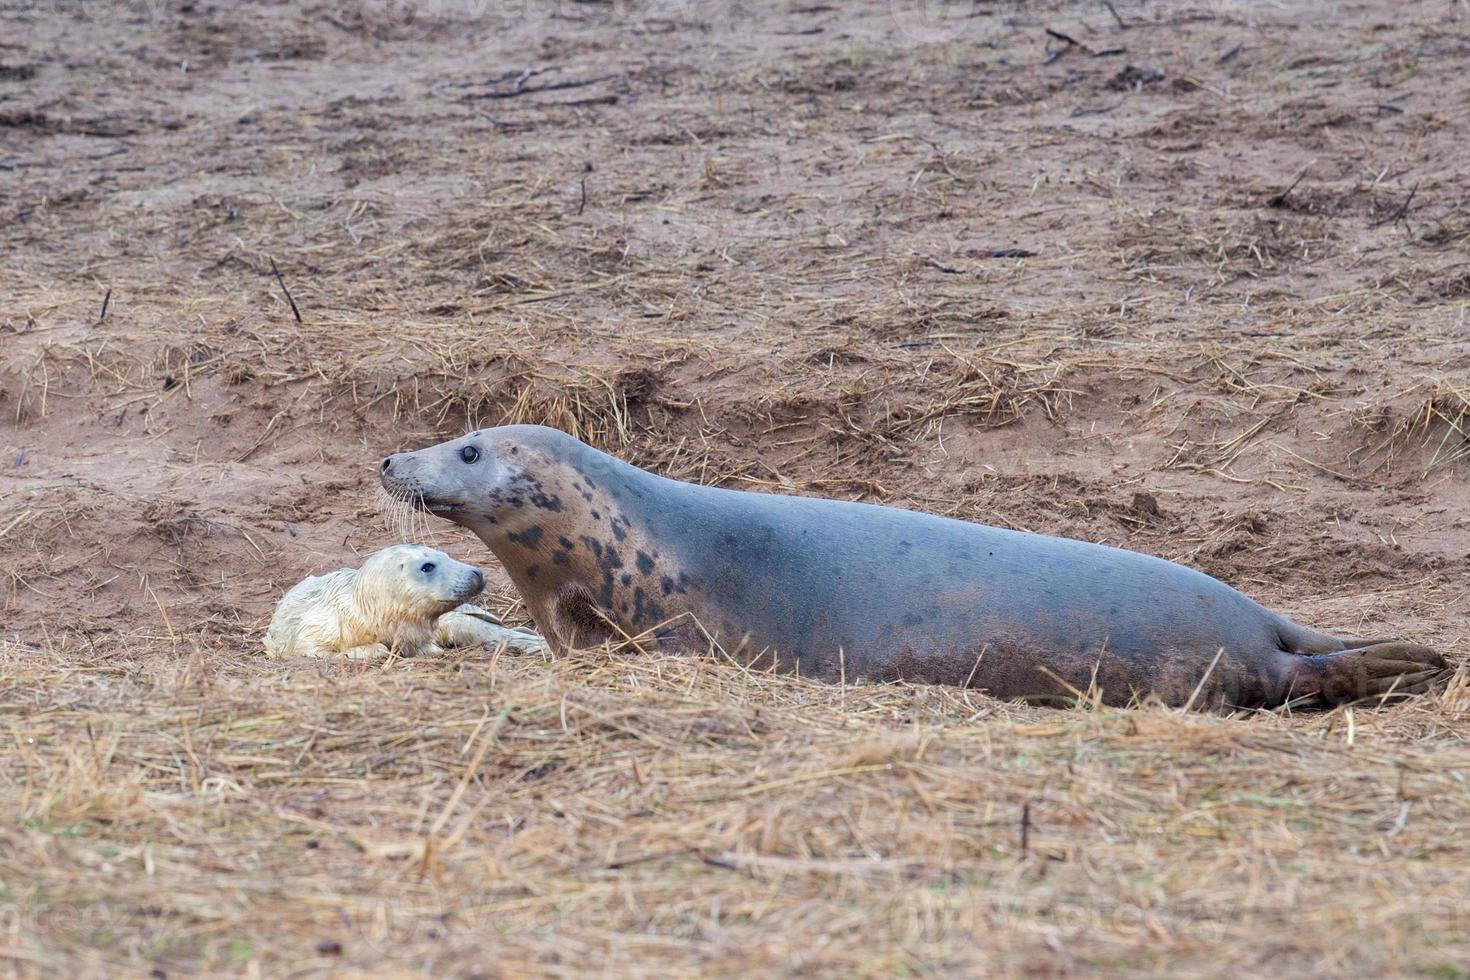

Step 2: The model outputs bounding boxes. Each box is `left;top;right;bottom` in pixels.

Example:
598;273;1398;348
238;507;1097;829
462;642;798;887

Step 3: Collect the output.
553;95;620;109
270;258;303;324
97;288;111;323
924;257;963;274
1373;183;1419;227
1102;0;1128;29
1267;167;1310;208
462;74;619;101
1072;99;1125;117
1043;28;1086;64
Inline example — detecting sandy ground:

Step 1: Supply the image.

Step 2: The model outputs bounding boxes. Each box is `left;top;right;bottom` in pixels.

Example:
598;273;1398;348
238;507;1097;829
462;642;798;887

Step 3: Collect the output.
3;0;1470;975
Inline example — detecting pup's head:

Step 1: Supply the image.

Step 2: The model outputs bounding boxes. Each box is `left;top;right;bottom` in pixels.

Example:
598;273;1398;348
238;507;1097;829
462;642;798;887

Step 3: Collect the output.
378;425;591;534
357;544;485;616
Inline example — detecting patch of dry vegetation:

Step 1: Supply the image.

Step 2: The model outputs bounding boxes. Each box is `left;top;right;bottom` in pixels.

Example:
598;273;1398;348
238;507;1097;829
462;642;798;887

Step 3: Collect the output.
4;638;1470;977
1352;380;1470;478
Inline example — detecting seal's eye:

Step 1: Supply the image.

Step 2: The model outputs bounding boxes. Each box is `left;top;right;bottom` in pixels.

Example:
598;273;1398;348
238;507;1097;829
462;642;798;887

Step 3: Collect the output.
420;562;436;574
460;445;480;464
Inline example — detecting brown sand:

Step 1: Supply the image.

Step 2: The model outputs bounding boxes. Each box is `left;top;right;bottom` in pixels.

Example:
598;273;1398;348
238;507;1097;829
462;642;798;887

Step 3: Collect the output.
2;0;1469;974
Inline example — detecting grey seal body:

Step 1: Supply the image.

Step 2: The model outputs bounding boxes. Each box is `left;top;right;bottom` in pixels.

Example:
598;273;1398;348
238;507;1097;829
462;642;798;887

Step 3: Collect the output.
381;425;1447;709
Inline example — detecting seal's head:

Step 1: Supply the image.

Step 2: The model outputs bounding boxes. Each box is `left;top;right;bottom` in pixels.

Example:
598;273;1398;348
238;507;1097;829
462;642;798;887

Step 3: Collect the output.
379;426;586;535
356;544;485;616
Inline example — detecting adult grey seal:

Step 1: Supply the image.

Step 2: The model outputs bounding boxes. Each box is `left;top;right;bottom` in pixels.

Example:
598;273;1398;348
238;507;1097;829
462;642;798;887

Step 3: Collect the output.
379;425;1448;709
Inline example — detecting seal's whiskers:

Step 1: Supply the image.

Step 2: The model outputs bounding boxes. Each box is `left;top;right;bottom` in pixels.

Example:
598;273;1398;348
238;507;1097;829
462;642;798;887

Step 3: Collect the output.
376;485;428;543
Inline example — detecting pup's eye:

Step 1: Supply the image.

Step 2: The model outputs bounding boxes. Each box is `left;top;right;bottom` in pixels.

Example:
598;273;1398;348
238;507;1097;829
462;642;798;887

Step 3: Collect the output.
420;562;436;574
461;445;480;464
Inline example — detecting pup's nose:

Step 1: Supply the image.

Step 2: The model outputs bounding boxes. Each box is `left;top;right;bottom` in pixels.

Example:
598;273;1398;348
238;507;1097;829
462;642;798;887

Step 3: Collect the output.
380;456;394;475
470;569;485;594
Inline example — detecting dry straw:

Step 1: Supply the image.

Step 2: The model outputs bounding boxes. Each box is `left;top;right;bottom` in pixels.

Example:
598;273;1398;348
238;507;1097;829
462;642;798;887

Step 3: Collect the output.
2;634;1469;976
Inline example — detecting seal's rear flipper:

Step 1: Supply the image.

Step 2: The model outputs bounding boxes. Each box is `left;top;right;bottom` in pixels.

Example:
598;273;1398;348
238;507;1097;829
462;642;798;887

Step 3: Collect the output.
1299;642;1450;704
1274;616;1400;654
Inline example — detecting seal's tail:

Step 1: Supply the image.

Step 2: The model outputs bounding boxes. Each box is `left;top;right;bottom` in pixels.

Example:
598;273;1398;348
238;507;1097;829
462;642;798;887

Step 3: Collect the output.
1294;642;1450;704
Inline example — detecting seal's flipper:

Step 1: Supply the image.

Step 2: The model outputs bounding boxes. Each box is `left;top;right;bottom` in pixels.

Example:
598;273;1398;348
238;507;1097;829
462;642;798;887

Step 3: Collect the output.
551;584;619;650
1297;642;1449;704
1333;635;1403;650
436;606;549;654
448;603;505;625
1274;617;1383;655
342;642;392;662
1274;617;1404;656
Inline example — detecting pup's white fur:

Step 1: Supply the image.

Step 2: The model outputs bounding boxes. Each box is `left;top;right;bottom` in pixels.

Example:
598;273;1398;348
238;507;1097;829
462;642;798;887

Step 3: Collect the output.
264;544;546;660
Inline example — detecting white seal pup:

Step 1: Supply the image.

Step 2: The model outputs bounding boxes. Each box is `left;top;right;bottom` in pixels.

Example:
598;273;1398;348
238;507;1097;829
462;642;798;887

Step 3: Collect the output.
264;544;547;660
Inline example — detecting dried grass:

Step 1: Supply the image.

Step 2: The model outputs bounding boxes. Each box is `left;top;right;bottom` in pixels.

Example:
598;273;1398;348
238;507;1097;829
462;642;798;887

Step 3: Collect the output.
1378;382;1470;477
4;635;1470;977
889;347;1074;434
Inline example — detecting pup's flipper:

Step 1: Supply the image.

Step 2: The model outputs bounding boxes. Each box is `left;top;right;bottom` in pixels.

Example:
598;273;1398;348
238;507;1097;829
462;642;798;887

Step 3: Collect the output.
437;605;549;654
341;642;393;662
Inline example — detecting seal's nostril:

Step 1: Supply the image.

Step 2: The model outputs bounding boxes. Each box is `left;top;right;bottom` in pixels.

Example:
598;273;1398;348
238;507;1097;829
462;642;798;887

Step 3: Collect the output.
380;457;393;474
471;570;485;592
